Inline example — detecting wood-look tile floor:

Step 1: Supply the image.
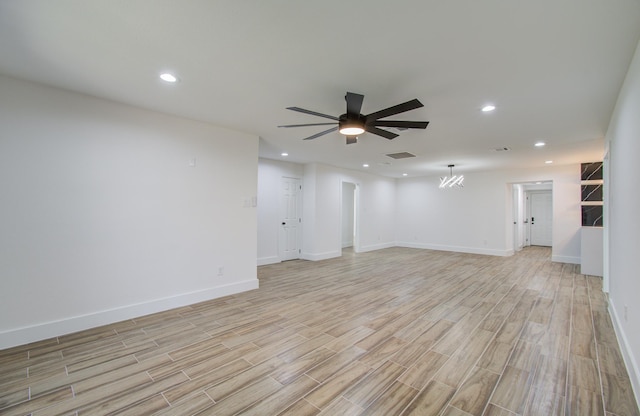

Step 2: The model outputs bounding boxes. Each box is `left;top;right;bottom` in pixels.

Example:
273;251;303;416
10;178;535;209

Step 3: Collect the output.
1;247;638;416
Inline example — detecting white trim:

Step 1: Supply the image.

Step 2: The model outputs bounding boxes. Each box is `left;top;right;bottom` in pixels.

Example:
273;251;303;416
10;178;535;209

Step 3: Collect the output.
257;256;280;266
358;242;395;253
609;299;640;409
396;241;513;257
301;250;341;261
603;144;610;293
0;279;259;350
551;254;581;264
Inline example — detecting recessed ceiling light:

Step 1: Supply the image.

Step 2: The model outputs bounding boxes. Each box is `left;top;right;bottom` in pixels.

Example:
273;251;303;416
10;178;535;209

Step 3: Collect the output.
402;173;408;177
536;182;542;184
281;152;288;157
545;160;553;164
363;163;369;168
160;73;178;83
481;105;496;112
535;141;546;147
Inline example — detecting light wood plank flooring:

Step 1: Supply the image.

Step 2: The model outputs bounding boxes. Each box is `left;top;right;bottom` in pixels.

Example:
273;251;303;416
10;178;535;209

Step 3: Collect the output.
1;247;638;415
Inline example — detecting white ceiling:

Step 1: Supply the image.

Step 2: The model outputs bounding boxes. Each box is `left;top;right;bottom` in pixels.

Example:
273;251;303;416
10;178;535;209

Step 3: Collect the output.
1;1;639;178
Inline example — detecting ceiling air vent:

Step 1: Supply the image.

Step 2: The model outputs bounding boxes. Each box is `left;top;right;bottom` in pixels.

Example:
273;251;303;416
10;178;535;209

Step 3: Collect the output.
493;147;510;152
386;152;416;159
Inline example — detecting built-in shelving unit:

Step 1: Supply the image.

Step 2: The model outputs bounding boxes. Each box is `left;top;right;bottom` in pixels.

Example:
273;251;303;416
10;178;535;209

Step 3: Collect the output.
580;162;603;276
581;162;603;226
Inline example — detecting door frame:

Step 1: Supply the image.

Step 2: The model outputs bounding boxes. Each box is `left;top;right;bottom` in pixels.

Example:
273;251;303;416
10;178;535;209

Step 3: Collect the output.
340;180;360;254
526;189;553;247
510;181;553;253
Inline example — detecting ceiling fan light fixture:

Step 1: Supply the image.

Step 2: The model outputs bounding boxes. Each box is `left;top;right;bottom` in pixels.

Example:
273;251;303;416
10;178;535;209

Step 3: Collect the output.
280;92;428;142
339;120;365;136
339;127;365;135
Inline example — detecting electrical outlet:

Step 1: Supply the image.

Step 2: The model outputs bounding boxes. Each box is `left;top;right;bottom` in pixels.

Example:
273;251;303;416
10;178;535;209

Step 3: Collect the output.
217;267;224;276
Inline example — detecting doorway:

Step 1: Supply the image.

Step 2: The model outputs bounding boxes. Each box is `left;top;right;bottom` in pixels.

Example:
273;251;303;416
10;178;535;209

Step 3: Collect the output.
528;191;553;247
341;182;358;253
512;182;553;251
279;177;302;261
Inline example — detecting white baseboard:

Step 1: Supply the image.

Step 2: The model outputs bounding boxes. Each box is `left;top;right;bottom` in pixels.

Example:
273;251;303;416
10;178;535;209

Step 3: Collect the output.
358;242;395;253
300;250;341;261
257;256;280;266
551;254;581;264
396;241;513;257
609;299;640;410
0;279;259;350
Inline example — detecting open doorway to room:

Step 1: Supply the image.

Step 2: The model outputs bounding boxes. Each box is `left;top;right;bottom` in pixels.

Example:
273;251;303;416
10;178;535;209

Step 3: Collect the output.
512;181;553;252
341;181;359;254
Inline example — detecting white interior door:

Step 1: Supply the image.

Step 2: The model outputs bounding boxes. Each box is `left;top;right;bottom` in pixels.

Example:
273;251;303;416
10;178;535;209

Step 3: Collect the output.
529;191;552;247
279;177;302;261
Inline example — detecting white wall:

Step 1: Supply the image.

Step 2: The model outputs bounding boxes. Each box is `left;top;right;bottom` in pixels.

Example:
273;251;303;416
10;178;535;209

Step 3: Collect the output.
0;75;259;349
302;163;318;258
341;182;355;248
260;162;396;261
259;161;581;264
303;164;397;259
356;172;397;252
605;39;640;404
395;165;582;262
257;158;303;265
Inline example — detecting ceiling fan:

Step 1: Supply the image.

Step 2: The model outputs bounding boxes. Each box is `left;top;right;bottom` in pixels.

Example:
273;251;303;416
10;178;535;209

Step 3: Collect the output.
278;92;429;144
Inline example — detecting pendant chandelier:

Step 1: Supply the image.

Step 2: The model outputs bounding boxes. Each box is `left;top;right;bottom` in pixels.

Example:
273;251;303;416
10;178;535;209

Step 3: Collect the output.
439;164;464;188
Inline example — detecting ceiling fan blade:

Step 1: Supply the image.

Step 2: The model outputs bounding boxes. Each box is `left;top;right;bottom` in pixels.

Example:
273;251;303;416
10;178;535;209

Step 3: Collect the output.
345;92;364;117
346;136;358;145
371;120;429;129
364;125;399;140
278;122;338;128
365;99;424;121
302;126;339;140
287;107;339;121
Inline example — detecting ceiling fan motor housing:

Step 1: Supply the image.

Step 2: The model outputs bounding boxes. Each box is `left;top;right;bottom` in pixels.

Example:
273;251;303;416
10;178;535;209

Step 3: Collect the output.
339;113;366;131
